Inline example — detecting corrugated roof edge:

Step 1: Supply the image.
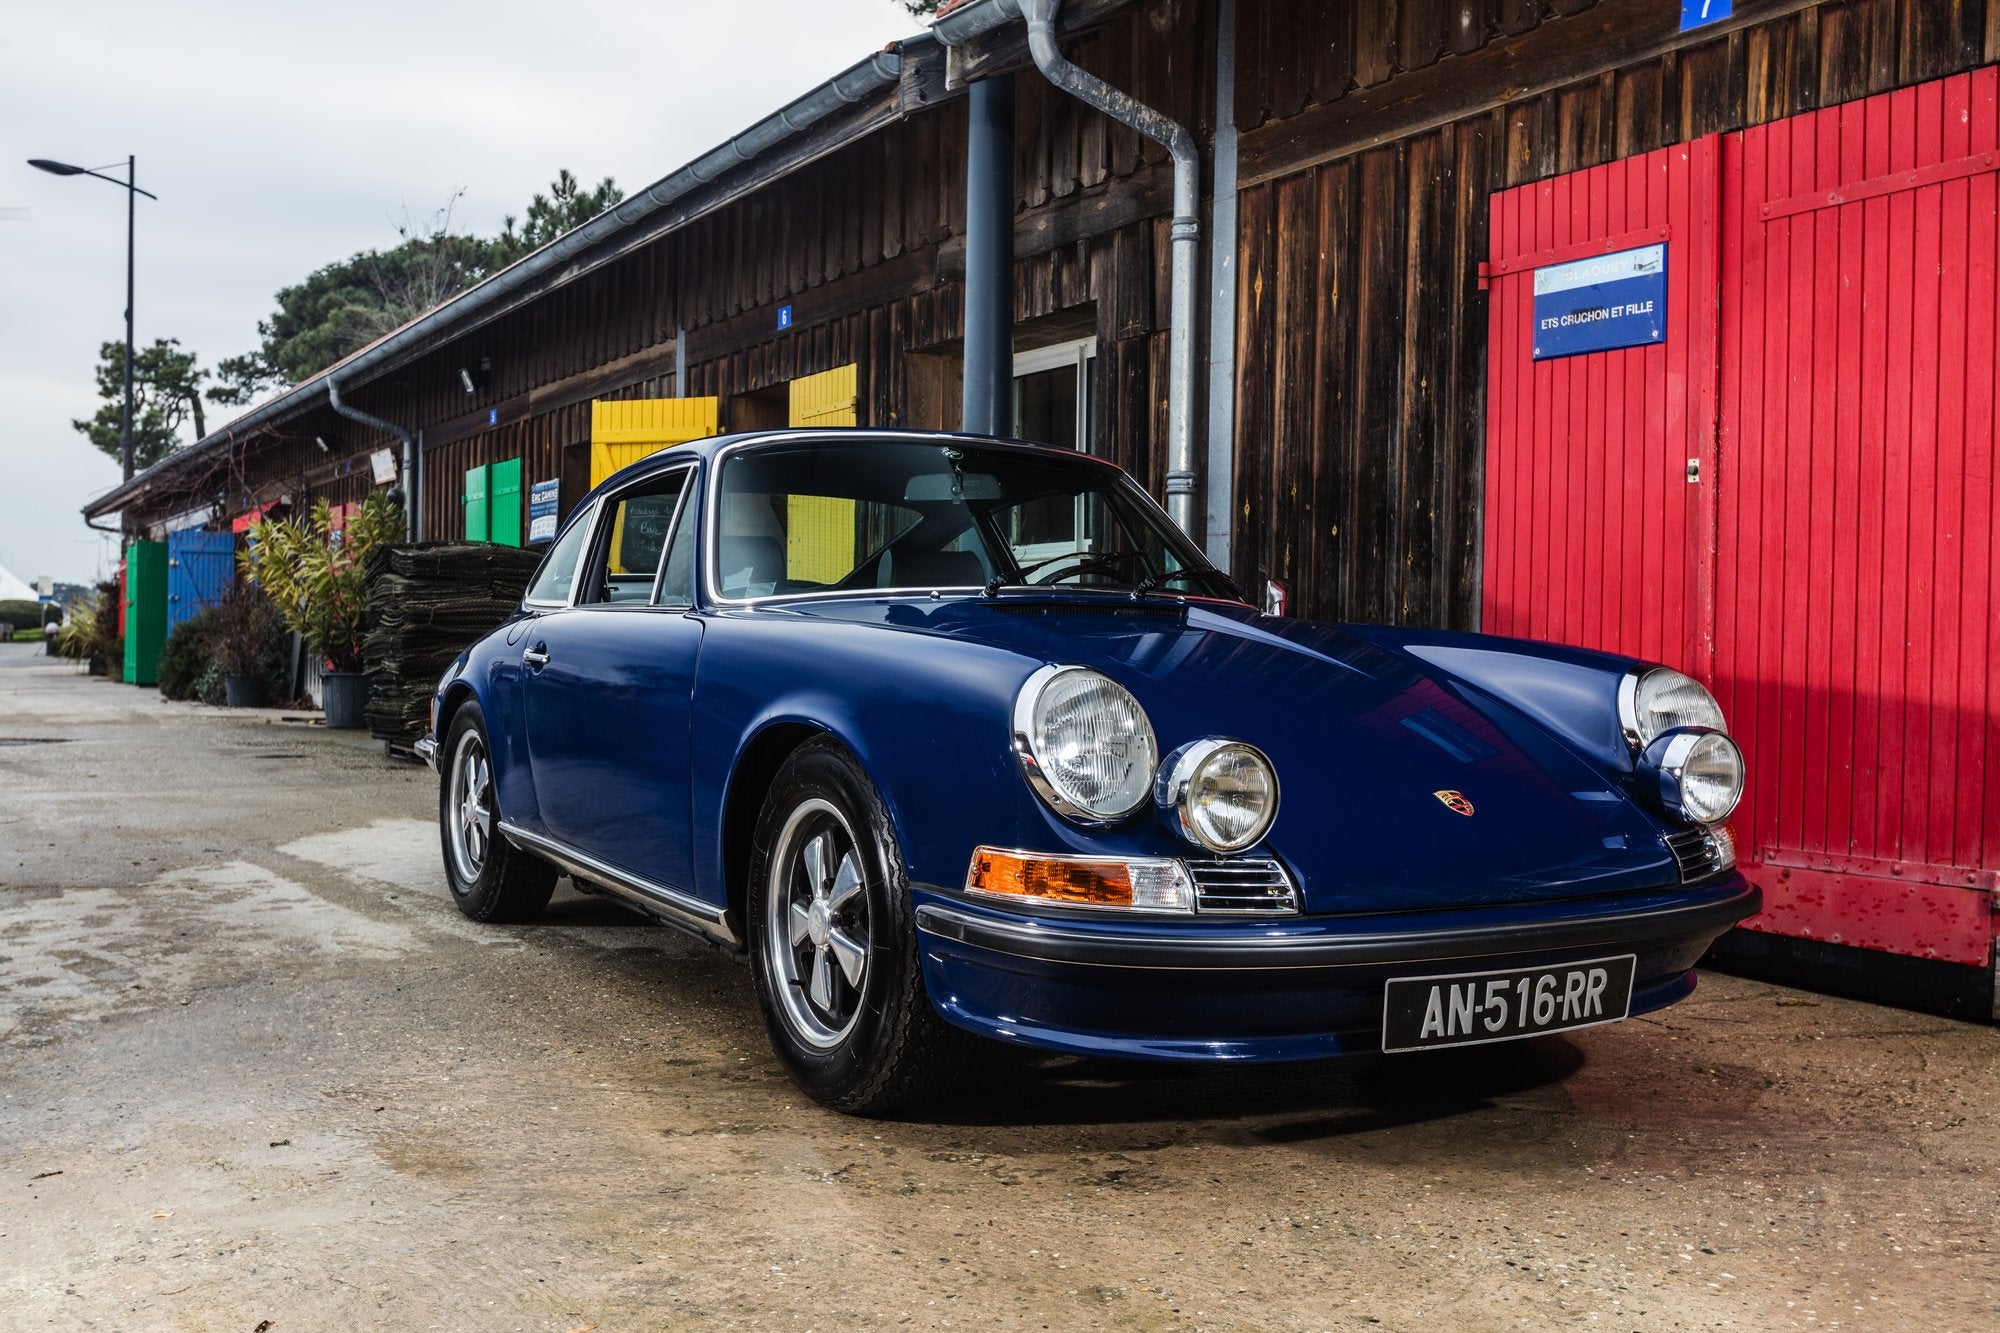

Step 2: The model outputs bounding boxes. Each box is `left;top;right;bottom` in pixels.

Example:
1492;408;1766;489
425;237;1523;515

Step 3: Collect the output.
84;40;918;520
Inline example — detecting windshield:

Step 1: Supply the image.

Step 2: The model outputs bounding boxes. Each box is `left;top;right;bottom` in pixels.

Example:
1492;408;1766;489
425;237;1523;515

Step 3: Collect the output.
710;439;1240;603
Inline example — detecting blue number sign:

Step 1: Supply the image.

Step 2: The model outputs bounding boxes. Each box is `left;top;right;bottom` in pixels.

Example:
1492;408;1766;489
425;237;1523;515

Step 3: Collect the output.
1532;243;1667;360
1681;0;1731;32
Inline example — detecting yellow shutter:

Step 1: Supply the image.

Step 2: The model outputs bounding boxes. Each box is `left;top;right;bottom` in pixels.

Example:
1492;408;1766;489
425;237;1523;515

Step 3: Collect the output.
788;364;858;428
785;366;860;584
589;397;719;487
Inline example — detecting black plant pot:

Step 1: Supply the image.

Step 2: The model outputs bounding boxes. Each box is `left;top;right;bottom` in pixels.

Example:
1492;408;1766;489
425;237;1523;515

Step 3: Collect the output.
223;673;268;708
321;670;367;729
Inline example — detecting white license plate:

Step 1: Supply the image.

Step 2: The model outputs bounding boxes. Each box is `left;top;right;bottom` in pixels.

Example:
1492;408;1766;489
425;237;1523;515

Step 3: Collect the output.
1381;955;1637;1053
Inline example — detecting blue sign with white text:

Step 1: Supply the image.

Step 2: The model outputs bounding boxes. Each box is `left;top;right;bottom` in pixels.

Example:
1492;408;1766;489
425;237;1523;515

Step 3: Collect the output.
527;478;560;544
1681;0;1731;32
777;304;794;330
1532;243;1667;360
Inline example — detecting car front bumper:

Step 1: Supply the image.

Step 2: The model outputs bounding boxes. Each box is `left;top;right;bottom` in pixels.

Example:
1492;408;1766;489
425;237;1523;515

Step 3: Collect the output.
414;735;438;772
912;875;1760;1062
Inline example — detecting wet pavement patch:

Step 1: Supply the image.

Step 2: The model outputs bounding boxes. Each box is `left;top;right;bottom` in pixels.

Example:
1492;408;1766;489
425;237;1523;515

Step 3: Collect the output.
0;737;69;745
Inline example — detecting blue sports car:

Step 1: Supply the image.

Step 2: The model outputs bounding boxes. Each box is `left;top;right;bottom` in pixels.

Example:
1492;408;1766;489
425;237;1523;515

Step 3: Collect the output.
418;431;1759;1113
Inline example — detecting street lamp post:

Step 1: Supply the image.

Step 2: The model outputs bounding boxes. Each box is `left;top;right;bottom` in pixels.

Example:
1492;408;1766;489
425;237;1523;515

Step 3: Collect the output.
28;156;157;483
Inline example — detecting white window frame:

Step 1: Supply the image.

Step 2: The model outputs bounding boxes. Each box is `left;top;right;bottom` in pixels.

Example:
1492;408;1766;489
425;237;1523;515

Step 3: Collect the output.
1009;337;1099;563
1011;336;1098;454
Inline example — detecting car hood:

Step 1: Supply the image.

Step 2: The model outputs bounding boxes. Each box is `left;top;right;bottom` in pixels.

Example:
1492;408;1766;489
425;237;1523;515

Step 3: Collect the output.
787;594;1684;911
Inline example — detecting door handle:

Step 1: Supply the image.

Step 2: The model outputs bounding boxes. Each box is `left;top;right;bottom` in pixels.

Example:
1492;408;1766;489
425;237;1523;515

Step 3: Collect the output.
523;644;550;668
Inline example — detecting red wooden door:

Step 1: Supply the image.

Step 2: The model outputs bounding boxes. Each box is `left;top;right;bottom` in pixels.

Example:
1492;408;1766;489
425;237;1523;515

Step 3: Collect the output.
1481;136;1722;673
1721;69;1999;966
1484;70;2000;972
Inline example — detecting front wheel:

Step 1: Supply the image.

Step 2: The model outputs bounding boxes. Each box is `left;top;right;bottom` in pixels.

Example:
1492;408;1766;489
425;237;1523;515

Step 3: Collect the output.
439;701;556;923
747;738;970;1114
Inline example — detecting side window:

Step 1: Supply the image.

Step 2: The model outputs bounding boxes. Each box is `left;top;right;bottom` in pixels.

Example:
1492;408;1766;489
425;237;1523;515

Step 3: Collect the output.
657;482;699;607
580;470;692;606
523;502;597;606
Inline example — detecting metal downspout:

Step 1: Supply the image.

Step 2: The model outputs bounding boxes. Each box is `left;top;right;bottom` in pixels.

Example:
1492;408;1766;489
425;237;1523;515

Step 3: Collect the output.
961;75;1016;435
1020;0;1201;535
326;376;417;541
1204;0;1239;571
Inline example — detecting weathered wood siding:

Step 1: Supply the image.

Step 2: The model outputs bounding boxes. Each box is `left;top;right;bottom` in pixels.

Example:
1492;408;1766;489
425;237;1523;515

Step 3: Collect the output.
1231;0;2000;627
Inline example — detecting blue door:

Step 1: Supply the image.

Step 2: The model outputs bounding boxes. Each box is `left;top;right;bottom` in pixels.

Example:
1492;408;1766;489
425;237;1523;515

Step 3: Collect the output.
166;530;235;632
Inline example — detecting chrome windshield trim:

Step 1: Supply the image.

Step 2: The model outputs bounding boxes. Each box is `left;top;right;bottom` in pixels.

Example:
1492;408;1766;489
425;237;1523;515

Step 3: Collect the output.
699;432;1227;610
497;820;739;948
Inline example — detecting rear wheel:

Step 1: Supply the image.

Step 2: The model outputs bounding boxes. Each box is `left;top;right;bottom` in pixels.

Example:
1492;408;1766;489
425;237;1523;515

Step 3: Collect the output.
440;701;556;923
748;738;970;1114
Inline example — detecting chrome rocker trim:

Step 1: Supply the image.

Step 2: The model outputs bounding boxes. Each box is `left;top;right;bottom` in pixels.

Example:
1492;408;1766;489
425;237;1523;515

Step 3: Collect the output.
497;820;740;948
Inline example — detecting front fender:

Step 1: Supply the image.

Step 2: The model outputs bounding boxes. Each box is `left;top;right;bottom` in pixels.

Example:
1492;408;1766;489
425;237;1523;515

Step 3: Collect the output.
690;611;1116;913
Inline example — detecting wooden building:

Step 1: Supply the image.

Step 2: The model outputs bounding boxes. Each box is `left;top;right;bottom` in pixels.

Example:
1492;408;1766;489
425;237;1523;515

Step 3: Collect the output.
85;0;2000;1015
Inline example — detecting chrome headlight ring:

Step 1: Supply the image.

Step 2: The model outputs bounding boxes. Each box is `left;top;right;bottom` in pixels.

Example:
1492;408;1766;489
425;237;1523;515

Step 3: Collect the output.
1156;738;1281;854
1011;664;1159;825
1619;665;1728;752
1644;727;1746;825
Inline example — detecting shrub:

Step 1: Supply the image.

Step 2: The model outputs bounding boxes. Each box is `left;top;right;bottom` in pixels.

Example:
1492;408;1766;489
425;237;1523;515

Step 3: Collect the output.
158;608;222;702
0;599;59;630
155;589;292;706
243;495;401;672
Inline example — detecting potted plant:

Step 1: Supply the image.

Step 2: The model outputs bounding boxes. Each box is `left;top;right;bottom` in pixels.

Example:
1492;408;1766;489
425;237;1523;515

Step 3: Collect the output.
212;584;282;707
242;494;401;728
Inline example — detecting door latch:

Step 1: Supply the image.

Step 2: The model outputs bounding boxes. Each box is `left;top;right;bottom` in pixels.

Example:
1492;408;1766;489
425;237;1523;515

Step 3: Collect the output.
522;644;550;668
1686;457;1702;484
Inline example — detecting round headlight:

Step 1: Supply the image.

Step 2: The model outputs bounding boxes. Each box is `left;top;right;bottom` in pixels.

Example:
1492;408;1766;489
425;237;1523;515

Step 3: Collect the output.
1651;729;1745;824
1012;666;1158;823
1623;666;1727;749
1159;739;1279;852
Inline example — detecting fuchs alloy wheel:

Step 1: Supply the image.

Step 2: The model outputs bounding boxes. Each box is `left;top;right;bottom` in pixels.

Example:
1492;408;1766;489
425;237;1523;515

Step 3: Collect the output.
747;738;970;1114
438;701;556;923
766;797;873;1048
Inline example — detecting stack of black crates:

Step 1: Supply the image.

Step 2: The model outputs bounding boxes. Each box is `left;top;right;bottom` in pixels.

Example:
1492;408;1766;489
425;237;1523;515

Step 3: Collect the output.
362;543;544;753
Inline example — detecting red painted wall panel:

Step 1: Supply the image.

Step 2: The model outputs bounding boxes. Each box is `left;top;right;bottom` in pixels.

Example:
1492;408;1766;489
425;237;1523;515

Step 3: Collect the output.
1485;69;2000;974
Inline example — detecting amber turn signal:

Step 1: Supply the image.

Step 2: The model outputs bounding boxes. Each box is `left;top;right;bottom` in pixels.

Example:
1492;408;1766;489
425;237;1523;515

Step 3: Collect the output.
965;847;1194;913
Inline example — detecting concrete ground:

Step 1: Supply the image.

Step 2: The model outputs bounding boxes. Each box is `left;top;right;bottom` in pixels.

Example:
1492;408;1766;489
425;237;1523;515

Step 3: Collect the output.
0;642;1994;1333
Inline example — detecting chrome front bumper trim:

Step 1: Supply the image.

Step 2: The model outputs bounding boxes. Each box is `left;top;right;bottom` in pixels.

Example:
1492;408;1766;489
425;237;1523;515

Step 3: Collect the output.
414;736;438;772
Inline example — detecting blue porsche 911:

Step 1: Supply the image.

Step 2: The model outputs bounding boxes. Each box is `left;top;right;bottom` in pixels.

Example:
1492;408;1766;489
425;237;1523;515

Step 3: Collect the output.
417;430;1759;1113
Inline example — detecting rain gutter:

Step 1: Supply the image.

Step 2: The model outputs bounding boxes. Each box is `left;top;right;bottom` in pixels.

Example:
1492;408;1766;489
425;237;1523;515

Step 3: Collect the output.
84;47;903;522
938;0;1202;537
326;376;415;540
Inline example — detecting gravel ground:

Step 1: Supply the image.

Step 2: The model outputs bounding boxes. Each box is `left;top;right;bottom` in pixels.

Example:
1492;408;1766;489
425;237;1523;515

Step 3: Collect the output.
1;642;1995;1332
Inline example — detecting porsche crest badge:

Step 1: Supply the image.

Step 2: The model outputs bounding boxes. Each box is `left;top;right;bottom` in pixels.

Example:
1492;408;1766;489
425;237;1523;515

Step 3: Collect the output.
1433;789;1475;817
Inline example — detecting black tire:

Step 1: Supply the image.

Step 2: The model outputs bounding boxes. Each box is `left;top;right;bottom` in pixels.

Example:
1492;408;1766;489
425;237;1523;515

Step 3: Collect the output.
439;701;557;923
747;737;971;1114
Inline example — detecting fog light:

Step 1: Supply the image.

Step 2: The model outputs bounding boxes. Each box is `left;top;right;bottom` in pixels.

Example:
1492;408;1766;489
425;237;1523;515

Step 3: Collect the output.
965;847;1194;913
1158;738;1280;853
1645;727;1745;825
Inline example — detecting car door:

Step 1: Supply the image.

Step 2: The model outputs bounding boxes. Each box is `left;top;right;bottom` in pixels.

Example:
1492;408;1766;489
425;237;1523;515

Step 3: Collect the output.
520;463;704;898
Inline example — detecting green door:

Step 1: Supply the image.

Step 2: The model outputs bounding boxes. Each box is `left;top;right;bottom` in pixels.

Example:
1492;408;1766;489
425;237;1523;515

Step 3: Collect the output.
122;540;167;686
464;464;490;542
490;458;523;547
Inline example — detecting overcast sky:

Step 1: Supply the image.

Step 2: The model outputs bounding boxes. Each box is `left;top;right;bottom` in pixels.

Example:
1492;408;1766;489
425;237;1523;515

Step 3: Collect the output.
0;0;925;588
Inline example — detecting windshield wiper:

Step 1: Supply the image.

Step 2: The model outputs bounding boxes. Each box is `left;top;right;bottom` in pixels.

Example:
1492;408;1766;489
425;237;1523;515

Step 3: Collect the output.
1131;567;1247;601
984;549;1149;596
